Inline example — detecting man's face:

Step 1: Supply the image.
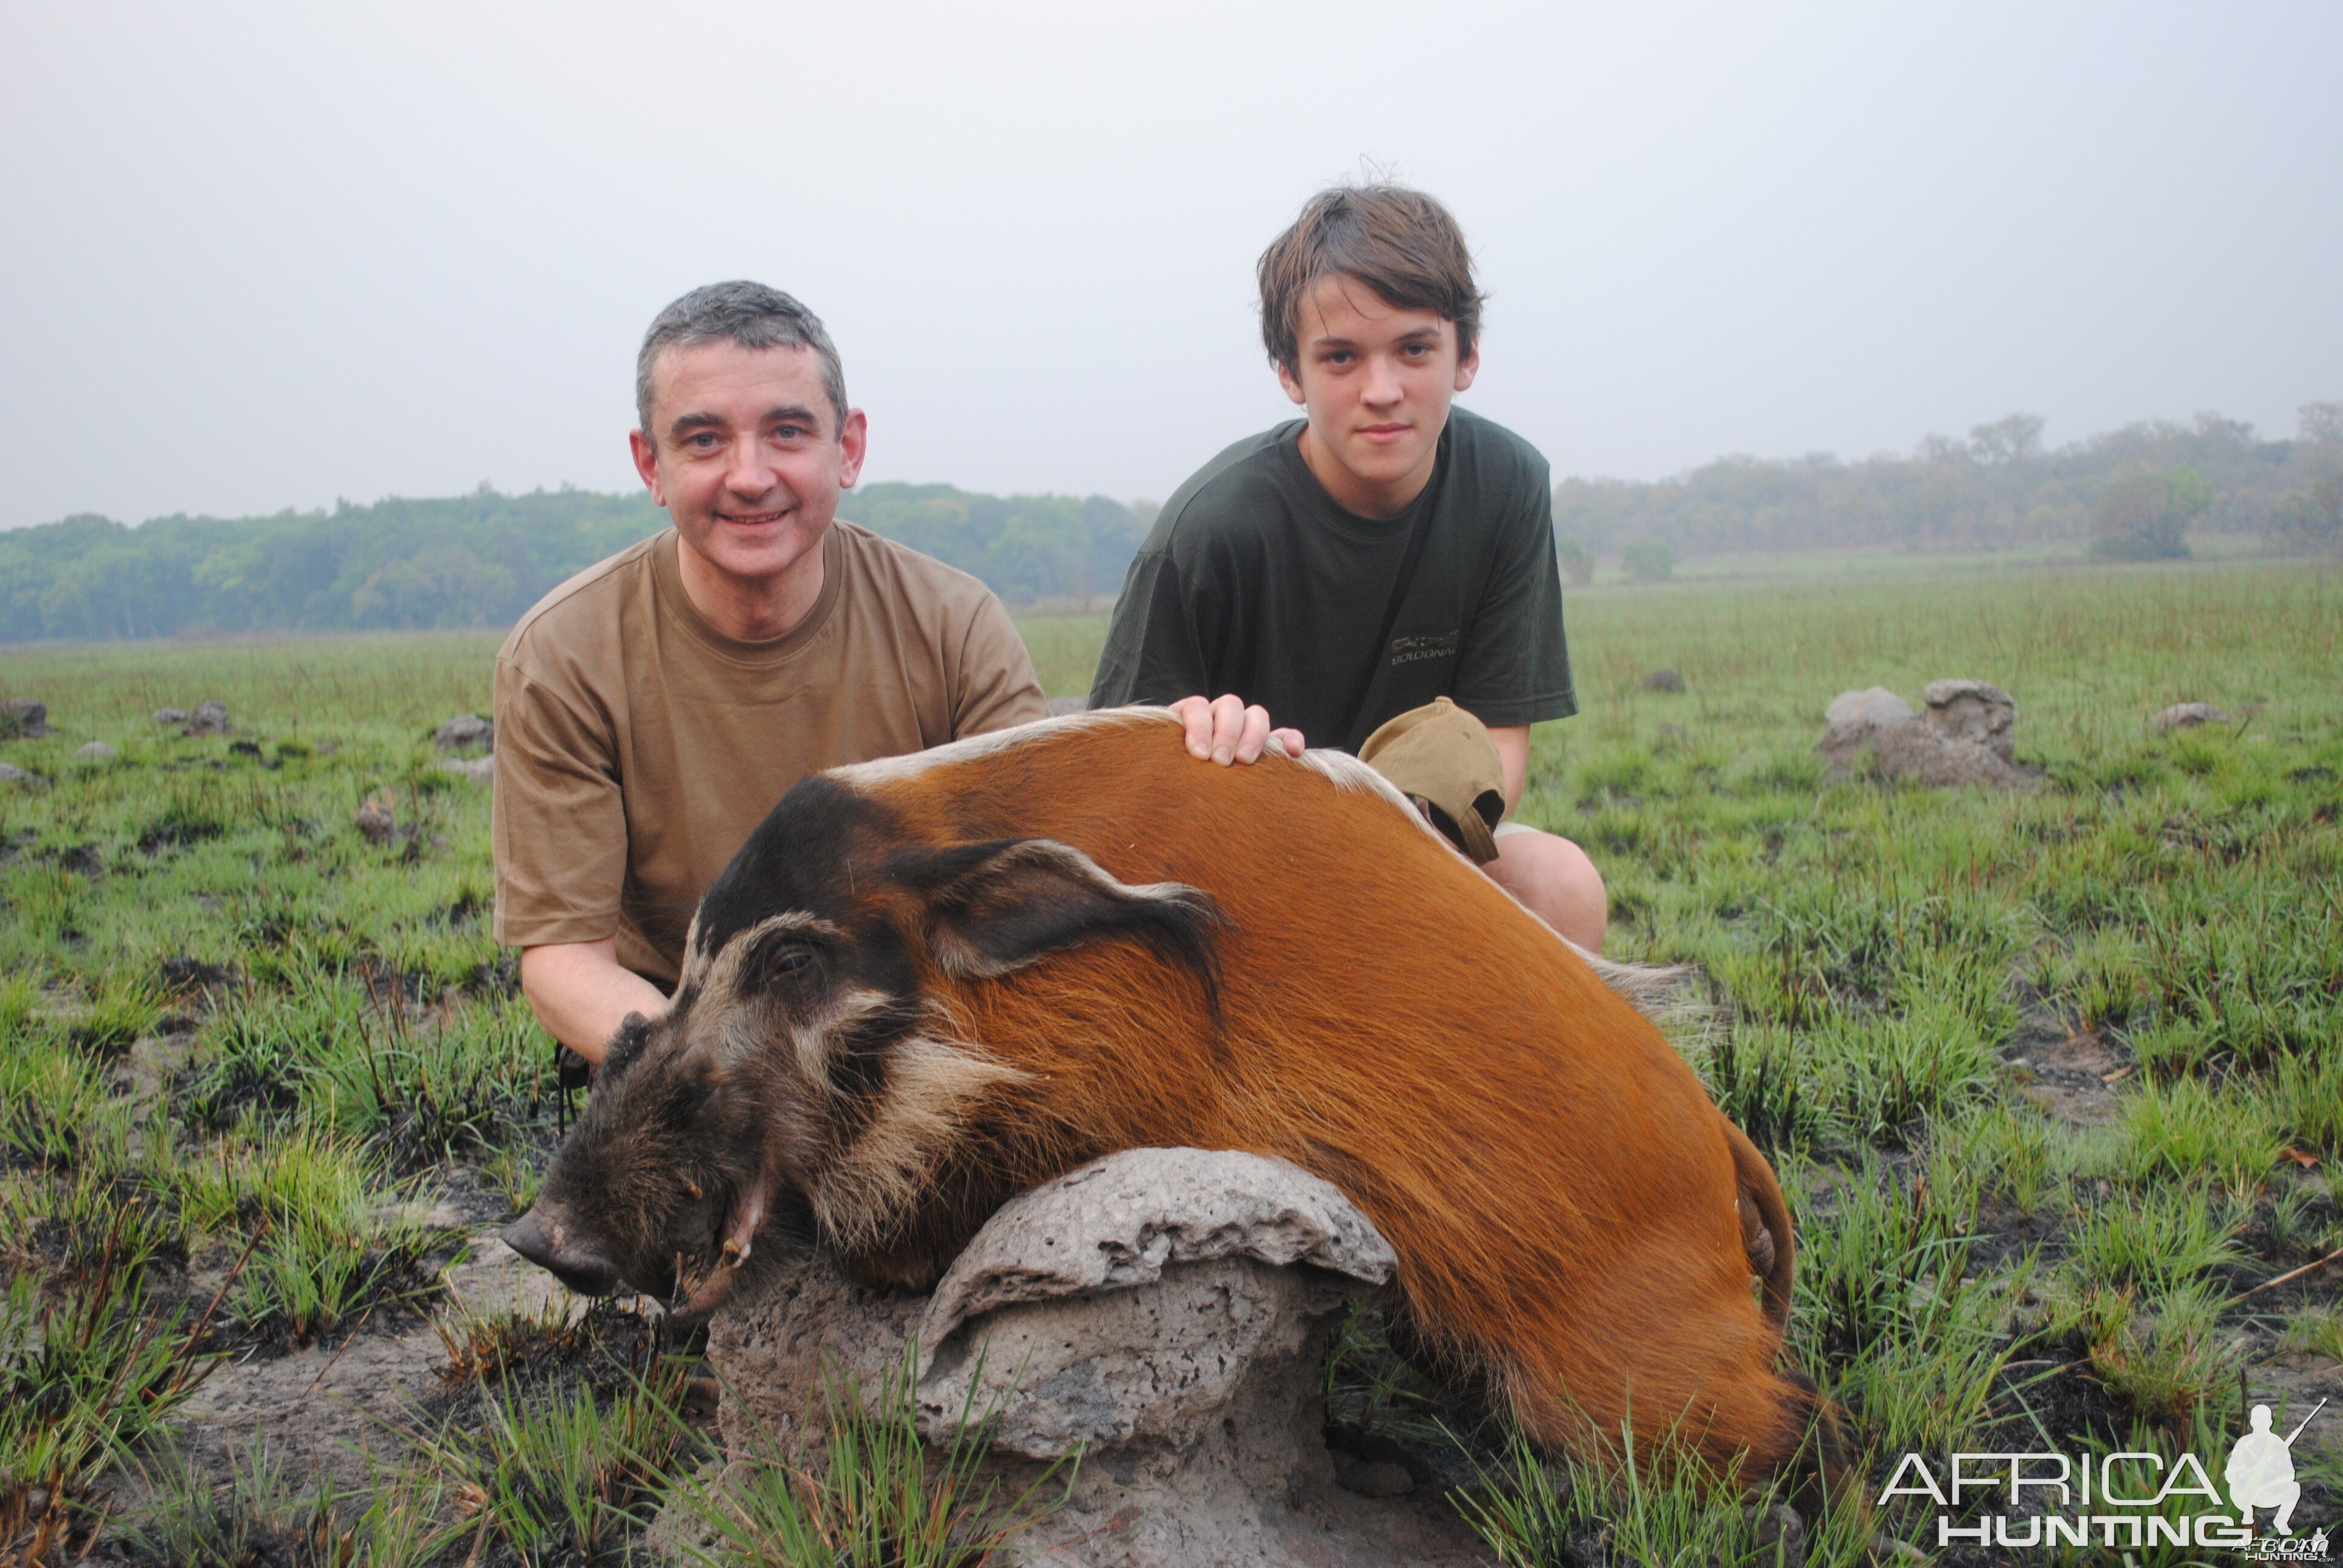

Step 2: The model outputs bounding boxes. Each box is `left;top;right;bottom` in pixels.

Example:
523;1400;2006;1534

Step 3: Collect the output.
1276;273;1479;514
630;340;867;589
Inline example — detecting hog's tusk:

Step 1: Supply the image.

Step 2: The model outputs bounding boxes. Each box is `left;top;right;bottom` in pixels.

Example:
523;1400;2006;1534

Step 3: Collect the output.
716;1168;773;1268
674;1159;776;1324
683;1180;703;1201
674;1269;738;1321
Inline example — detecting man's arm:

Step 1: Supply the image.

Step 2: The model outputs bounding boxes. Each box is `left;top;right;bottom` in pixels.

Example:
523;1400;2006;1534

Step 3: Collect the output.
519;940;669;1064
494;653;646;1063
951;590;1052;737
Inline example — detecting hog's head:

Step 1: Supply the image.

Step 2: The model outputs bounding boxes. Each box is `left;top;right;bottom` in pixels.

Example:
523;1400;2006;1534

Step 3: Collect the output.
501;769;1219;1319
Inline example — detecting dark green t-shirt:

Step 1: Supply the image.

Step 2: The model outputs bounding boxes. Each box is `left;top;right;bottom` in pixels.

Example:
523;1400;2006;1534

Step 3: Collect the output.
1088;408;1577;754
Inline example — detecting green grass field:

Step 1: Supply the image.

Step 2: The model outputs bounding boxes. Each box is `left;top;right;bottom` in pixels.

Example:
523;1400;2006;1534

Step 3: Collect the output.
3;559;2339;1564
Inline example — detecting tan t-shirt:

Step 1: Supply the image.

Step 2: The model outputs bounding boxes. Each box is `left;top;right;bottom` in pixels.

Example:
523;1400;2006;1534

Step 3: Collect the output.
491;523;1049;986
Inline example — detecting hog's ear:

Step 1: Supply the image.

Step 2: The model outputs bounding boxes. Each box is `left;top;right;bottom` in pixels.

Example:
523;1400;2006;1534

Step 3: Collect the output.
601;1011;654;1076
903;838;1223;997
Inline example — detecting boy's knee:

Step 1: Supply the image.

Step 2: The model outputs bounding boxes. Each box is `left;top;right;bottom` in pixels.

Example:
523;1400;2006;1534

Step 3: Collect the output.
1489;827;1608;952
1550;836;1610;951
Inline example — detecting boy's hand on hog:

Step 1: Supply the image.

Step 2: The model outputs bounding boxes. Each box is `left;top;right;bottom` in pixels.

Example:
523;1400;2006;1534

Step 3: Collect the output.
1168;693;1304;766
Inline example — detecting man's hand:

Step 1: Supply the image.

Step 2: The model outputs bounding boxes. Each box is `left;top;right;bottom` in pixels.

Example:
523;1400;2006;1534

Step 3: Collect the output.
1168;694;1305;765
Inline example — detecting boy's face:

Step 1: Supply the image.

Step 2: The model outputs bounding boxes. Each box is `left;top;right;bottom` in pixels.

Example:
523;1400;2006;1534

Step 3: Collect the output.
1277;273;1479;518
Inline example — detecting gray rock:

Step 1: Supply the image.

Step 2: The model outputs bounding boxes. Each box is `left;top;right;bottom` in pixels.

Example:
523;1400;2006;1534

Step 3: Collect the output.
153;707;188;725
919;1147;1395;1359
2152;701;2227;731
1817;687;1915;768
914;1149;1395;1459
1653;721;1686;742
434;713;494;753
1045;694;1090;717
74;742;117;760
4;697;50;738
702;1148;1480;1567
436;756;494;783
352;800;395;844
0;762;51;790
185;699;231;736
1753;1502;1807;1568
1821;685;2028;789
1869;720;2031;789
921;1251;1357;1463
1922;678;2017;762
1641;667;1686;693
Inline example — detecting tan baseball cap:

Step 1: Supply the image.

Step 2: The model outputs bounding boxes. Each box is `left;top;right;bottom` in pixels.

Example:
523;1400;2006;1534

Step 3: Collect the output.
1358;697;1507;864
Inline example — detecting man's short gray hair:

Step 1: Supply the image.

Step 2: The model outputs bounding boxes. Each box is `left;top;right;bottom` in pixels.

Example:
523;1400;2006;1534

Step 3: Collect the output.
634;281;849;441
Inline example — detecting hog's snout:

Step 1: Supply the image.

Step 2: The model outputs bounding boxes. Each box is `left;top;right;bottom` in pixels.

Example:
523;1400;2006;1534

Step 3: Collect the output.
502;1208;621;1297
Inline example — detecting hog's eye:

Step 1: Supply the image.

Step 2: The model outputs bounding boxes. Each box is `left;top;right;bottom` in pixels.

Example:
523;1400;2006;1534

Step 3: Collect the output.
747;937;819;992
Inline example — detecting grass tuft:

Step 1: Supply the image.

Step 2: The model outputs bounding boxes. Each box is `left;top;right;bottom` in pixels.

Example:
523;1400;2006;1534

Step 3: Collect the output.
1452;1416;1883;1567
667;1346;1075;1568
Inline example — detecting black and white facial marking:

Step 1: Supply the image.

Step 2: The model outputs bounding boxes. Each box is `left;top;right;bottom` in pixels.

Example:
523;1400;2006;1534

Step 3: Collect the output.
505;766;1224;1317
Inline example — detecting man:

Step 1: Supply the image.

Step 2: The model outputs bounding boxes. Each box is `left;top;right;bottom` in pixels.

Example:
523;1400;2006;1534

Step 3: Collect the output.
492;281;1059;1063
1089;184;1608;950
497;283;1283;1065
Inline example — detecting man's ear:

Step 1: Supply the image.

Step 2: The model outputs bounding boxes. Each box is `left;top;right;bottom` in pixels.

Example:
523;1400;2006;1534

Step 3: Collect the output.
900;838;1222;1001
630;428;667;506
836;407;868;487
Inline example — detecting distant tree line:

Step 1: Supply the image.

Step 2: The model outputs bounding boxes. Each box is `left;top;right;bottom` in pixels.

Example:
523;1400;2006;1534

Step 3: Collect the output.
10;400;2337;642
1556;403;2343;566
0;483;1156;644
825;484;1154;605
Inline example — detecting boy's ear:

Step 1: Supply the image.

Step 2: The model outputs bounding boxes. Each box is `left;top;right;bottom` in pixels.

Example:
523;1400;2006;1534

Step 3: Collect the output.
1276;359;1308;406
1453;338;1480;393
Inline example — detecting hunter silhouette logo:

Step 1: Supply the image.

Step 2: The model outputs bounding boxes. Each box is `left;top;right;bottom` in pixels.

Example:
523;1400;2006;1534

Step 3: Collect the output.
2227;1402;2319;1537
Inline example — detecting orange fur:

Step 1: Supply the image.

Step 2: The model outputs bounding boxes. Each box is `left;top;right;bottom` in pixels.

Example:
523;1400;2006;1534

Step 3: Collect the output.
839;712;1807;1474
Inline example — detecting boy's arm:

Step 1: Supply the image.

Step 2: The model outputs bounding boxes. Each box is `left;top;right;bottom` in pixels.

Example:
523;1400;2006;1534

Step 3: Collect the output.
1488;724;1530;815
1093;549;1299;762
1451;480;1576;731
1089;550;1210;708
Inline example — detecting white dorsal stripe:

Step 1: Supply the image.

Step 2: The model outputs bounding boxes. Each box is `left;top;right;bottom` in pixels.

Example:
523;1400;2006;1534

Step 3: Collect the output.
829;703;1694;1027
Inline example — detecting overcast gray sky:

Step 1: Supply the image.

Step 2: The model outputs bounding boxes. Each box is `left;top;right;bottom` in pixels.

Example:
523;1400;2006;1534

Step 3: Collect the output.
2;1;2336;530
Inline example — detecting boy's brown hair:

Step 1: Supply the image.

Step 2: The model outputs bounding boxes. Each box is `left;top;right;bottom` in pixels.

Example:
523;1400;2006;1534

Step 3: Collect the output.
1257;183;1486;374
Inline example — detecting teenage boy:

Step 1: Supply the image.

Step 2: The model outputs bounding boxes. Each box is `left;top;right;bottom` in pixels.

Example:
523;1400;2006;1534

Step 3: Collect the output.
1089;184;1607;950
